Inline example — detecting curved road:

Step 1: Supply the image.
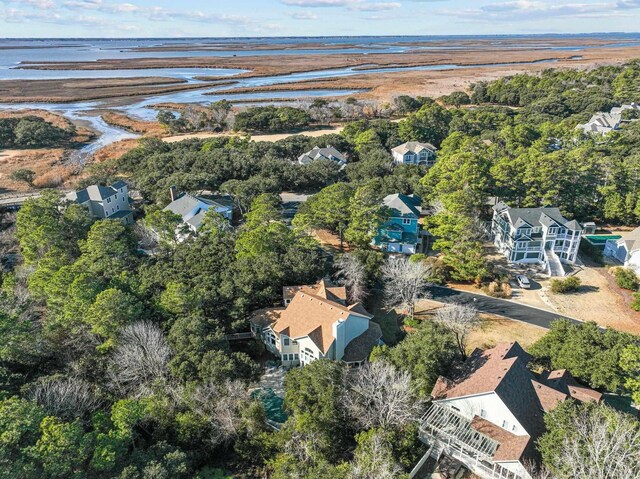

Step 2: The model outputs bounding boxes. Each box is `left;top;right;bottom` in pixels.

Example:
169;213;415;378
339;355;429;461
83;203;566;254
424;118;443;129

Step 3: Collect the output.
428;286;582;329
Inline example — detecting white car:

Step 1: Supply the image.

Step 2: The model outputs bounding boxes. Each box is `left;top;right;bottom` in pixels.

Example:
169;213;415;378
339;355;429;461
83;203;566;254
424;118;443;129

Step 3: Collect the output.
516;275;531;289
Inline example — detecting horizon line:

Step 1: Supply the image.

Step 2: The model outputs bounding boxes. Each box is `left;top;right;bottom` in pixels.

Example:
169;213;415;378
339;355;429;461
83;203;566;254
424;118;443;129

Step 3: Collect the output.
1;31;640;41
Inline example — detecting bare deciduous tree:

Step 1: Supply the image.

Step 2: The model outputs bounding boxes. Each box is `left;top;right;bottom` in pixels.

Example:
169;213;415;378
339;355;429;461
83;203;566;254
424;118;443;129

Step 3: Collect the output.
108;321;171;398
343;360;423;431
553;406;640;479
284;429;325;464
188;380;252;447
29;376;100;420
334;253;367;304
348;431;404;479
381;256;431;318
132;221;158;251
433;303;480;358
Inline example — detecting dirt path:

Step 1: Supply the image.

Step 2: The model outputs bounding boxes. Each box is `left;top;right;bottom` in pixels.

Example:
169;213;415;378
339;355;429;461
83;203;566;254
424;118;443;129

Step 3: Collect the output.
162;126;344;143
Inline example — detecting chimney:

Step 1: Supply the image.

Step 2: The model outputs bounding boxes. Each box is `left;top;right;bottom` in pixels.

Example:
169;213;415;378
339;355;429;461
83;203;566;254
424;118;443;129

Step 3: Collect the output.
170;185;178;202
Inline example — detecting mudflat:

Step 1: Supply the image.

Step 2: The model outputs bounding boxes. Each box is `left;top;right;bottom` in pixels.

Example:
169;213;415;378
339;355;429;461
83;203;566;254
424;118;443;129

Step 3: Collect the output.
3;37;640;104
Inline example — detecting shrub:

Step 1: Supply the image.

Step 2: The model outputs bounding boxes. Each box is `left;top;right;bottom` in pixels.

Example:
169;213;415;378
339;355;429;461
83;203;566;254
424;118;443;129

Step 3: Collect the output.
10;169;36;186
485;281;512;299
550;276;582;294
403;316;420;328
614;267;639;291
632;292;640;311
440;91;471;107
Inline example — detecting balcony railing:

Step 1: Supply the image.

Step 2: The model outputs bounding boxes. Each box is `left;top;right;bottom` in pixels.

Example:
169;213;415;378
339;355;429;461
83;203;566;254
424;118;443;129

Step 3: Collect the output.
419;404;528;479
419;404;499;459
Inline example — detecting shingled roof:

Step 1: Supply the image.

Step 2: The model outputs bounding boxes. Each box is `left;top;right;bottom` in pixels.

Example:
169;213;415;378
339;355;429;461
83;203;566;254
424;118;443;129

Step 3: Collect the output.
431;342;601;463
253;279;373;355
493;202;582;231
392;141;437;155
383;193;423;218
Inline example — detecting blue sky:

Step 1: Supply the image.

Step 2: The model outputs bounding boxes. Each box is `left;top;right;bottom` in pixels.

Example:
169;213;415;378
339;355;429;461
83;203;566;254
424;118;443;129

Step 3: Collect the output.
1;0;640;37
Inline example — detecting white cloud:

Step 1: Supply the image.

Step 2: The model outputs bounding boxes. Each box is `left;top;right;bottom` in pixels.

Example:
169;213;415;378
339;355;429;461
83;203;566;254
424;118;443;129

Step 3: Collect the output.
282;0;401;9
287;10;320;18
433;0;640;21
351;2;401;11
281;0;351;5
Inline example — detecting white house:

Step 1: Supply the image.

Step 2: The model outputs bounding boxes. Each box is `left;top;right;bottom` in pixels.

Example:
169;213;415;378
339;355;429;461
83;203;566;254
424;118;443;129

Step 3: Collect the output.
577;112;622;135
249;279;382;367
417;342;601;479
163;187;233;234
391;141;437;167
66;180;133;224
604;226;640;273
577;103;640;136
610;102;640;116
297;145;347;167
491;202;582;277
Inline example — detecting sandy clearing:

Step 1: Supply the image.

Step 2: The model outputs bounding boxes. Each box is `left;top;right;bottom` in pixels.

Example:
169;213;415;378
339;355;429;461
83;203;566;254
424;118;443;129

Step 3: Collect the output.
162;126;344;143
467;314;547;352
414;300;546;352
511;265;640;335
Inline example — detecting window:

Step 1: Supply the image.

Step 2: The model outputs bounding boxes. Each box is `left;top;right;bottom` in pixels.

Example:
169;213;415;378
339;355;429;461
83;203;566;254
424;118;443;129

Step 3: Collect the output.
480;409;487;418
502;420;510;429
403;218;412;225
548;227;558;235
106;197;111;204
283;338;290;346
294;354;299;360
517;242;527;249
292;340;298;345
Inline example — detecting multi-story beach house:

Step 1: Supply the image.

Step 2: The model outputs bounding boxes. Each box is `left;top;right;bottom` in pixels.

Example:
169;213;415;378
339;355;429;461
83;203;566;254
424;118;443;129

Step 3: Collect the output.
372;193;429;255
577;103;639;136
391;141;437;166
416;342;601;479
66;181;134;224
297;145;347;167
249;279;382;368
491;202;582;277
163;187;233;234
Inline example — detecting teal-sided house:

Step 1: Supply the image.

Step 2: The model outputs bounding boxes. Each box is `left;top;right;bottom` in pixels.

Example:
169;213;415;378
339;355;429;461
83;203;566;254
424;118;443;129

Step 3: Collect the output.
373;193;430;255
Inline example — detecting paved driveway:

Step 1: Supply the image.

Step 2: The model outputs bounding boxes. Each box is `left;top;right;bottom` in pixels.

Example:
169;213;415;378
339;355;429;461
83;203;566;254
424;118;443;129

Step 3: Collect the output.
428;286;582;330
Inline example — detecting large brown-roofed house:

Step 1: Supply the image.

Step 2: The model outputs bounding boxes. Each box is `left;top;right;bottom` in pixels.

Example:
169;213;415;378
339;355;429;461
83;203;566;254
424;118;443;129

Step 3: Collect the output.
418;342;601;479
250;279;382;367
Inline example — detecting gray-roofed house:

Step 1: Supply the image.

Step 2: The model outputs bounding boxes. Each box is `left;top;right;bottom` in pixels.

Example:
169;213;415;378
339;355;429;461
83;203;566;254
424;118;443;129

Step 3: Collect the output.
391;141;437;167
604;226;640;273
297;145;347;167
491;202;582;277
372;193;430;255
65;180;133;224
577;112;622;136
417;342;601;479
163;188;233;236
